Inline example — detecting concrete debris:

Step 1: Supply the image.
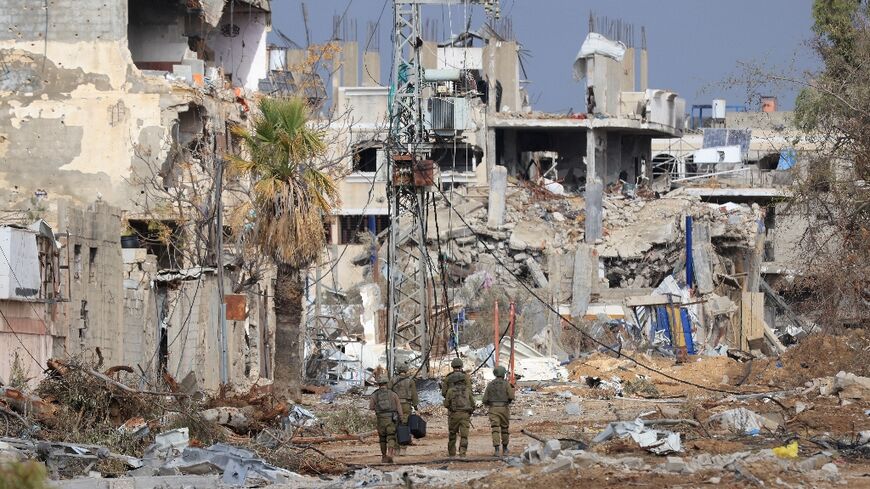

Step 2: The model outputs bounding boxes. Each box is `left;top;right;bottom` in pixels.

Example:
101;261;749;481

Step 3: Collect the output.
542;455;574;474
592;419;682;455
201;406;254;432
542;439;562;459
285;405;320;429
343;465;491;488
141;434;301;485
708;408;780;435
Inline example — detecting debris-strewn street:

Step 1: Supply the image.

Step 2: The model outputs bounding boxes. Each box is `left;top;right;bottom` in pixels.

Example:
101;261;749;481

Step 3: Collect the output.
0;330;866;487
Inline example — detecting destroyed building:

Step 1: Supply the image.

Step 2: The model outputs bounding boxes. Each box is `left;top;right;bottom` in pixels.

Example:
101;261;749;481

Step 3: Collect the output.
301;15;825;388
0;2;867;487
0;0;274;390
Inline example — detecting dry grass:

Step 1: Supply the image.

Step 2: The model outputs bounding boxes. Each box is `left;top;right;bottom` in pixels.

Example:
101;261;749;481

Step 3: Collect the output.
320;406;375;435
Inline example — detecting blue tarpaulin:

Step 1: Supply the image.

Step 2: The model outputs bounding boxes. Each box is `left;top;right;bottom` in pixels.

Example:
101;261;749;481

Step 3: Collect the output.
777;149;797;170
651;306;695;355
680;308;696;355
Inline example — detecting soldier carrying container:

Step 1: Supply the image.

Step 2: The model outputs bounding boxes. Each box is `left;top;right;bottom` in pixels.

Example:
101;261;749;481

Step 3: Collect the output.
482;365;515;456
441;357;474;457
369;374;403;463
389;363;419;455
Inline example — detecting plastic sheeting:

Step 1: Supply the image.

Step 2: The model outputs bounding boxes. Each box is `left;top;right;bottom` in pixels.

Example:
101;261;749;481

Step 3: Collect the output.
777;149;797;170
573;33;626;79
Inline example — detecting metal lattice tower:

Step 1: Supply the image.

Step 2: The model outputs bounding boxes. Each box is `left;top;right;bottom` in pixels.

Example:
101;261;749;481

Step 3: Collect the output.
386;0;497;377
386;0;429;378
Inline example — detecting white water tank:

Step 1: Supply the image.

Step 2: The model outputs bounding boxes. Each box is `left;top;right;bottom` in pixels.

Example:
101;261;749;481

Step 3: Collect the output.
712;99;727;119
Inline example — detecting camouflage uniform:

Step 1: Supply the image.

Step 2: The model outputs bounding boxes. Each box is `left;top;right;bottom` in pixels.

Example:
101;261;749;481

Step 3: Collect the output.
483;366;515;455
389;368;419;425
442;359;474;457
369;377;403;463
389;365;419;455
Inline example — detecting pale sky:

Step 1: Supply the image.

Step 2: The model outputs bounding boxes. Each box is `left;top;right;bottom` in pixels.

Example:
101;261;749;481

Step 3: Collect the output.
270;0;819;112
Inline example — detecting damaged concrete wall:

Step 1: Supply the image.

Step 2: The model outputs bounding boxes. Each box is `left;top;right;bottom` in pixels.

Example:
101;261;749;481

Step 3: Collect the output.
0;0;261;215
164;274;264;391
0;0;170;211
56;200;126;366
207;9;270;91
483;41;521;113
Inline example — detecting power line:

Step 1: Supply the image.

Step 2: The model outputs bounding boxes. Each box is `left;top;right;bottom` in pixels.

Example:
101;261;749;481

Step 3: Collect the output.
433;186;748;395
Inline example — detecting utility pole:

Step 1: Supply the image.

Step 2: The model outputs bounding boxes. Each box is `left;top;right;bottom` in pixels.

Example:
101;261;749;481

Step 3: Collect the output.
385;0;498;378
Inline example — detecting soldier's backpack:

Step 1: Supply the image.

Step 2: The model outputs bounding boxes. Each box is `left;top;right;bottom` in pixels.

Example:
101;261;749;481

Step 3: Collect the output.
374;388;394;414
409;414;427;438
392;376;413;400
488;378;510;403
447;383;472;412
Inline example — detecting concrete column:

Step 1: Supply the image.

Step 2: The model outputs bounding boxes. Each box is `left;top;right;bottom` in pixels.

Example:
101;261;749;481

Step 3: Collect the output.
571;245;593;318
640;49;649;92
341;41;359;87
585;129;605;242
486;127;497;175
487;165;508;228
585;178;604;242
585;129;607;182
622;47;636;93
362;51;381;86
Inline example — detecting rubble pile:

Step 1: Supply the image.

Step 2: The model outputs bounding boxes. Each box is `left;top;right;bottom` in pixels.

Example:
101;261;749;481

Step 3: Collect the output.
0;358;374;486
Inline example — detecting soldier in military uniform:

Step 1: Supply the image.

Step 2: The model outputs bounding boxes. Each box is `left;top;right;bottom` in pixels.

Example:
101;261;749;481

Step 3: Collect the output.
389;363;419;455
369;375;403;463
482;366;515;456
441;358;474;457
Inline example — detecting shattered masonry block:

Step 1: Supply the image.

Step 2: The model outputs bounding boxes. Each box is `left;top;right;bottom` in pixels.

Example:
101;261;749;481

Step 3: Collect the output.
542;439;562;459
543;455;574;474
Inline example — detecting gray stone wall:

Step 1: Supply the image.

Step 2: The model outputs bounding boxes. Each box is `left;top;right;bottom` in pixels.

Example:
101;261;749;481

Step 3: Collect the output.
0;0;127;42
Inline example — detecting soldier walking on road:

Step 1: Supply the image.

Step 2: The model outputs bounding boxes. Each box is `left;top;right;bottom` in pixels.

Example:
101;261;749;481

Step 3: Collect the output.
483;366;515;456
389;363;419;455
441;358;474;457
369;375;403;463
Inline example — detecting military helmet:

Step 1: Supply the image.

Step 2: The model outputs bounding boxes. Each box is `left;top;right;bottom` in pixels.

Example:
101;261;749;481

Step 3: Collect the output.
493;366;507;378
376;374;389;385
451;357;464;369
396;363;409;374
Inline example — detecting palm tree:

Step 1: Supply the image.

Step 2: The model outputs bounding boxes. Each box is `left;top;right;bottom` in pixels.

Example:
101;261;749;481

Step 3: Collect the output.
229;97;338;400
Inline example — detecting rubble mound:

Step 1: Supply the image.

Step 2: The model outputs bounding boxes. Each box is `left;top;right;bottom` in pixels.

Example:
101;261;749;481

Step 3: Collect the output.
760;331;870;388
568;352;746;397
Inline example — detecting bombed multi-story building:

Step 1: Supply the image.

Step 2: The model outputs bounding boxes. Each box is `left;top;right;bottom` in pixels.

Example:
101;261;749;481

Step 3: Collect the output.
0;0;273;389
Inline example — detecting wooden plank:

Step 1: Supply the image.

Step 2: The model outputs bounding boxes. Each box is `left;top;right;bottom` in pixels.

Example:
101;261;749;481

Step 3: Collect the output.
740;292;765;351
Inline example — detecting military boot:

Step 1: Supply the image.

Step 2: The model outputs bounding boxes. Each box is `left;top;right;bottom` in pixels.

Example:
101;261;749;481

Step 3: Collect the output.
502;445;509;455
493;446;500;457
386;447;395;464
